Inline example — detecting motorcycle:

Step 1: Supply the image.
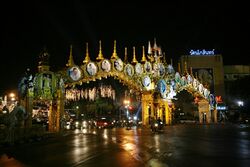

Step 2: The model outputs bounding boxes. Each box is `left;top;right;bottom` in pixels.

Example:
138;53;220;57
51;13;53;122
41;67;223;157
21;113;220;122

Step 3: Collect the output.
151;121;164;133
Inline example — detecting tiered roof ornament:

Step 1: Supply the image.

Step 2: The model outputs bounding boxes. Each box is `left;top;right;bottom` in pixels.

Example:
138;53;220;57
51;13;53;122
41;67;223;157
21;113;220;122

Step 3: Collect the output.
147;38;163;63
111;40;118;59
96;40;104;61
60;38;213;103
141;46;147;63
131;47;138;64
124;47;128;64
66;45;74;67
83;43;90;64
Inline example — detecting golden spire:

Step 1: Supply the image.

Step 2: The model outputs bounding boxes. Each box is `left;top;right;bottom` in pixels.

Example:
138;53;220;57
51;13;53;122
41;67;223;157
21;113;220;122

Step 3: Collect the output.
148;41;152;55
158;46;162;55
190;67;194;77
178;62;181;73
141;46;147;63
162;52;167;64
131;46;138;64
124;47;128;63
195;72;198;79
83;42;90;64
66;45;74;67
147;40;155;62
184;61;188;75
38;47;50;72
96;40;104;61
111;40;118;59
153;38;158;51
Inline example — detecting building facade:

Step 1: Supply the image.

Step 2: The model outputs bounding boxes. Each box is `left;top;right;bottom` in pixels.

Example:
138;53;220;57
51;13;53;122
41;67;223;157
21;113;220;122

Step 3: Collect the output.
223;65;250;121
179;52;225;99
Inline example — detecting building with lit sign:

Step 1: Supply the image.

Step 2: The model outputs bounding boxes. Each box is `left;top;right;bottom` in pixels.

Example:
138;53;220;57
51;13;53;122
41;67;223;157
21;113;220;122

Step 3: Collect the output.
179;51;225;99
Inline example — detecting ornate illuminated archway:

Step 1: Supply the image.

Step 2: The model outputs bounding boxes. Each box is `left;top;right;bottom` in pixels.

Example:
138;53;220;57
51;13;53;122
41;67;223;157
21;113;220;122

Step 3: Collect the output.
20;39;217;132
61;39;216;127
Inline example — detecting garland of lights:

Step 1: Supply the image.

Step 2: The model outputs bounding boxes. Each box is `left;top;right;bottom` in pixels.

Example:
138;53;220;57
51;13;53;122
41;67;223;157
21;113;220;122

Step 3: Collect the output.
65;85;115;101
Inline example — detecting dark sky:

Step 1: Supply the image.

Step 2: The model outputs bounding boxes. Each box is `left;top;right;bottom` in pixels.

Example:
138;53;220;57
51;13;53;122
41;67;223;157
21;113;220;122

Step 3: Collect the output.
1;1;249;94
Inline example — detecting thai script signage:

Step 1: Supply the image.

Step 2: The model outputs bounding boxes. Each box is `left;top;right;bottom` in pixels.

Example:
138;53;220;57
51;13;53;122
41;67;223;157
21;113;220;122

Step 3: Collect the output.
190;49;215;55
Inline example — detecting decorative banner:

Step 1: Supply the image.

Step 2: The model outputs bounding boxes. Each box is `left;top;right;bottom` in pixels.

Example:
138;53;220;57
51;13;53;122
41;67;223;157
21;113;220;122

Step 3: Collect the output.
157;79;167;93
187;74;193;84
167;64;175;74
157;79;167;98
43;73;52;98
209;94;215;108
203;88;210;99
167;82;176;100
175;72;181;83
192;68;214;93
192;78;198;90
158;63;165;76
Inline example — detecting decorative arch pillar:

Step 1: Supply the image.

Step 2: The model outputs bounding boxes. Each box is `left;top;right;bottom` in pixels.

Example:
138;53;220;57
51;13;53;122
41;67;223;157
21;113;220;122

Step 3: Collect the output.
56;89;64;132
141;91;172;126
156;99;171;125
48;89;64;132
198;99;211;123
141;91;154;126
164;100;172;125
48;101;56;132
19;88;33;128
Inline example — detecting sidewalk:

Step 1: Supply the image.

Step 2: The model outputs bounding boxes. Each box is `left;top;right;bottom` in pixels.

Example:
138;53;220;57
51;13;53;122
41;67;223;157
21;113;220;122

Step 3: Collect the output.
0;125;58;148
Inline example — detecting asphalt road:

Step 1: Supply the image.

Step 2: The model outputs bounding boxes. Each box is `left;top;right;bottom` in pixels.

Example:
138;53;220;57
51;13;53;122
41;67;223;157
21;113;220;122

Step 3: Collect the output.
0;124;249;167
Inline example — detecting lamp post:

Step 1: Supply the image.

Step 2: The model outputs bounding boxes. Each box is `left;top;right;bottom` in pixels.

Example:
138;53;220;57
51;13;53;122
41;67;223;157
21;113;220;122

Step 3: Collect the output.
9;93;15;100
7;92;17;112
237;100;244;122
237;100;244;107
76;105;79;120
123;99;130;120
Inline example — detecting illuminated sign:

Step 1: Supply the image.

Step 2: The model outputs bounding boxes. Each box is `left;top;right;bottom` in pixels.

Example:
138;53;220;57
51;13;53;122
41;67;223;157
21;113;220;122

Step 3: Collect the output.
190;49;215;55
216;105;227;110
215;96;223;103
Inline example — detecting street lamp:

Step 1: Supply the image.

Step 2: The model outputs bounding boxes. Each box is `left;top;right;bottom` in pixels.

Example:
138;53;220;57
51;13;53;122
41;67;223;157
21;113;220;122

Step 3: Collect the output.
9;93;16;102
123;99;130;119
3;92;17;112
124;100;130;106
237;101;244;107
76;105;79;119
9;93;15;98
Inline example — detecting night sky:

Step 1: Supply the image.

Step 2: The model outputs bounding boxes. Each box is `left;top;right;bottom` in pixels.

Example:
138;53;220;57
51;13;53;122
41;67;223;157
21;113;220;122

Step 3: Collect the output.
1;1;249;95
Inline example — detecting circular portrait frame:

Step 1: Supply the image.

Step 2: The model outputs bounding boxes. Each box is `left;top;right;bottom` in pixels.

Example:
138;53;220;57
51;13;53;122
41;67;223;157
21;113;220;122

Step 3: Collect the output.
114;58;124;72
124;64;134;77
86;62;98;76
101;59;111;72
68;66;82;81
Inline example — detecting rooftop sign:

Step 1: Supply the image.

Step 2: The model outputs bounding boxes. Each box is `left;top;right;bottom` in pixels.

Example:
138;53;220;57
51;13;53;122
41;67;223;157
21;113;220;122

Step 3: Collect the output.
190;49;215;55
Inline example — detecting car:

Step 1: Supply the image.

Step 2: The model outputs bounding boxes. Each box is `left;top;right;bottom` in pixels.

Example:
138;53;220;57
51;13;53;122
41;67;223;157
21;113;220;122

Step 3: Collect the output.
95;118;114;129
71;119;89;129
